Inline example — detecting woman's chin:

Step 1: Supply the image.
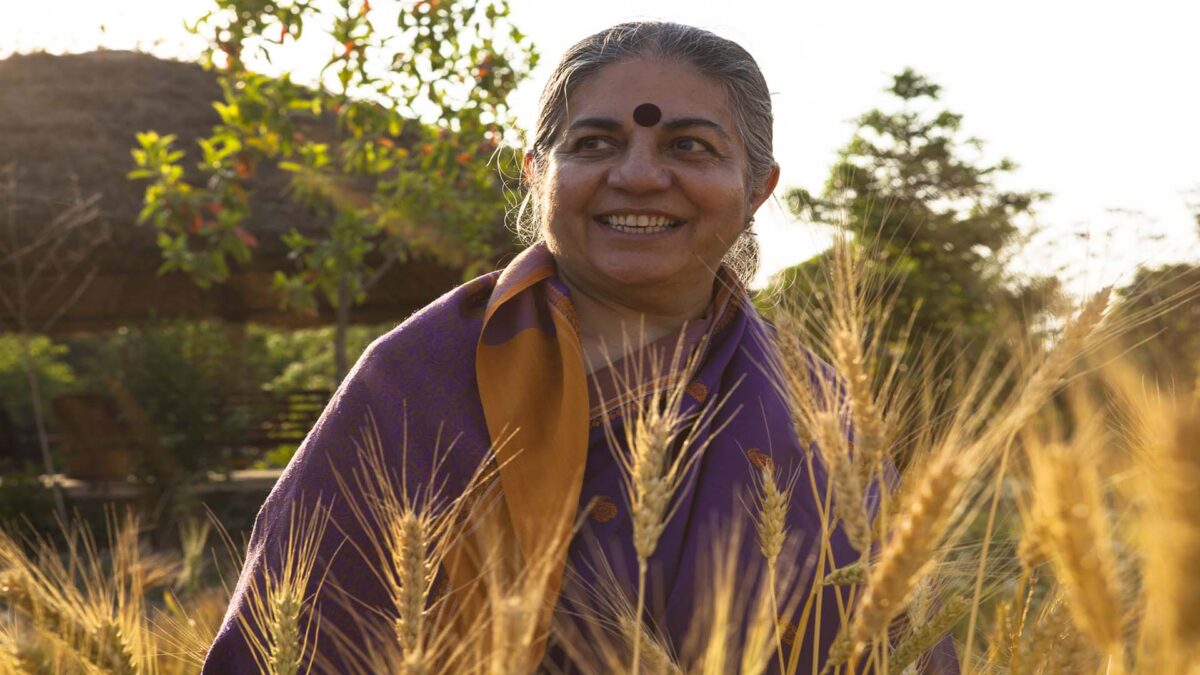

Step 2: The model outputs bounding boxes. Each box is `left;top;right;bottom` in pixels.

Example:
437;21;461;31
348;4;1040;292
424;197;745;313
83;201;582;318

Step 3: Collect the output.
590;259;695;291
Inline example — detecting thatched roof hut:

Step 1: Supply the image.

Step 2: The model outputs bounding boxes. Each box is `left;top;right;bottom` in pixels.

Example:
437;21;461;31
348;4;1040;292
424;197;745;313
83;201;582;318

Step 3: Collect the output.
0;50;473;333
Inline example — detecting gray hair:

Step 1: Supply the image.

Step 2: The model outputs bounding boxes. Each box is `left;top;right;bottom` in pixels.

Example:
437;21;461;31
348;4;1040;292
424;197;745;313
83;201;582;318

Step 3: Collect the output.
515;21;775;285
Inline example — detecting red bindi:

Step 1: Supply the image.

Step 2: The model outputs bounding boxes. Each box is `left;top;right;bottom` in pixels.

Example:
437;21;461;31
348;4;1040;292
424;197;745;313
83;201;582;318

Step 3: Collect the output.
633;103;662;127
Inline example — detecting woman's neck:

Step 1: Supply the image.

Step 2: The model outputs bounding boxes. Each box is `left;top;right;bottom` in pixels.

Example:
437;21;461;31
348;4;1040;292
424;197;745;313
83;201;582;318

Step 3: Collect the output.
559;275;713;374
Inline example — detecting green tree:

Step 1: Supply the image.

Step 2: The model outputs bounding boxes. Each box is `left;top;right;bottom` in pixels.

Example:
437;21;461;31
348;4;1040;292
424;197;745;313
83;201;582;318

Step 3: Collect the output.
131;0;535;379
776;69;1062;377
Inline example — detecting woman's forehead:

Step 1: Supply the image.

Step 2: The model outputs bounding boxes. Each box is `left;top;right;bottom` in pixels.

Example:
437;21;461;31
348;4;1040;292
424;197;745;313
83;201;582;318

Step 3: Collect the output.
562;58;735;133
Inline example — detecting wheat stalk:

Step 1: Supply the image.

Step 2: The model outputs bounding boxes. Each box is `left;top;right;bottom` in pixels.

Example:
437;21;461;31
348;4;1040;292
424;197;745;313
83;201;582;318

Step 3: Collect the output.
954;288;1113;669
739;583;783;675
0;513;155;674
485;523;576;675
747;460;797;674
330;409;506;673
552;546;683;675
153;585;231;672
1044;618;1100;675
688;521;774;675
979;288;1111;456
1016;532;1047;575
239;499;332;675
600;326;740;674
177;517;212;599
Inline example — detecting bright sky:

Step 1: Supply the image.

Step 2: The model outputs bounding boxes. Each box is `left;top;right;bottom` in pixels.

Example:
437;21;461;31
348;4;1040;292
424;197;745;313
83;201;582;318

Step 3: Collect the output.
4;0;1198;294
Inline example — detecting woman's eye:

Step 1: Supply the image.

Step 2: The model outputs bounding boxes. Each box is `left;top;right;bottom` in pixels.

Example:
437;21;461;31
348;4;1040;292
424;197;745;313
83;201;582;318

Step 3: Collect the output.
672;138;712;154
574;136;614;151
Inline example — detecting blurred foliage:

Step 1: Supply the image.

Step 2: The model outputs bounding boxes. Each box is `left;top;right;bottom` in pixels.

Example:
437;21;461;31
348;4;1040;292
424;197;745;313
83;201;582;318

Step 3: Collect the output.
0;467;56;532
0;322;390;476
74;320;260;477
129;0;536;377
0;335;78;424
773;69;1064;376
1112;263;1200;397
248;322;385;391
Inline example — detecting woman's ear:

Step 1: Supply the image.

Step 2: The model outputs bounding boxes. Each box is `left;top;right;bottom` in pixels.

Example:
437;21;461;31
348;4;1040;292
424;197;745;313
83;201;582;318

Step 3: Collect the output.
749;163;781;214
522;152;537;185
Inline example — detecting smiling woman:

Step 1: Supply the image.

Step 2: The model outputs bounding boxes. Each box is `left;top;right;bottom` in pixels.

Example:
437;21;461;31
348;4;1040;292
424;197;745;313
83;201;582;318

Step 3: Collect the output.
203;21;955;675
530;54;779;369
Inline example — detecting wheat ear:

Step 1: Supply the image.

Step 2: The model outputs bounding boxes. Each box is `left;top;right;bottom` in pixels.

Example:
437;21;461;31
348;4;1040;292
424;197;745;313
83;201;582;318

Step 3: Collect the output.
239;500;331;675
618;615;682;675
0;515;151;674
850;454;960;646
1139;407;1200;670
0;634;21;675
1028;444;1124;665
831;325;888;478
331;409;505;673
394;510;430;662
486;515;577;675
749;461;794;674
177;517;212;599
813;409;872;554
751;462;791;571
888;595;969;673
822;563;867;587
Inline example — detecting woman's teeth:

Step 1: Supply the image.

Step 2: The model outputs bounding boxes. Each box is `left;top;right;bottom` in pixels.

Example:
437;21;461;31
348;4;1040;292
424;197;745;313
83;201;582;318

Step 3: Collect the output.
600;214;681;233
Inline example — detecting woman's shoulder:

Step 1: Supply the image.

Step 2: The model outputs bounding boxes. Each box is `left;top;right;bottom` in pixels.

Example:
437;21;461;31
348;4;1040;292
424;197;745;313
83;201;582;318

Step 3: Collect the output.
364;271;500;358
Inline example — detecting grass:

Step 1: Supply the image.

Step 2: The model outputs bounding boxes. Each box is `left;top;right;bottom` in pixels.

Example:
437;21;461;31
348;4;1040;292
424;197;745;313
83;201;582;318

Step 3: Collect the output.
1;235;1197;674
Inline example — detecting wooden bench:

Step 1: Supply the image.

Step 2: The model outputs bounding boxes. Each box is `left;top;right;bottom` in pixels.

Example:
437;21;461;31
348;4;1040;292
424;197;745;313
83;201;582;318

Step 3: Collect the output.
6;387;331;480
224;389;329;467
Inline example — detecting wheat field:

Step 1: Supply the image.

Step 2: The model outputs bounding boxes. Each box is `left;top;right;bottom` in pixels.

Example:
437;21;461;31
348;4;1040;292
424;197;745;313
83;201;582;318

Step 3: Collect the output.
1;237;1196;675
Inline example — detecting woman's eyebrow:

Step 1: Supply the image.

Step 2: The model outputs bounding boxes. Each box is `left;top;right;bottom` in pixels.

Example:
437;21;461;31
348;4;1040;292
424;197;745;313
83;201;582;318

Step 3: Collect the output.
663;117;731;140
566;116;623;133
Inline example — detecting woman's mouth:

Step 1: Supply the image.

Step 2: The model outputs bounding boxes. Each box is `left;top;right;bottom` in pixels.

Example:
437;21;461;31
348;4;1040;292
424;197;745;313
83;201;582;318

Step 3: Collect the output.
596;214;684;234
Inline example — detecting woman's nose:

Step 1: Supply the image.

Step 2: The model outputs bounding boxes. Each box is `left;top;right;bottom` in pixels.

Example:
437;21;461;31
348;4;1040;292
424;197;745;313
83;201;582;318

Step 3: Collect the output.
606;139;670;193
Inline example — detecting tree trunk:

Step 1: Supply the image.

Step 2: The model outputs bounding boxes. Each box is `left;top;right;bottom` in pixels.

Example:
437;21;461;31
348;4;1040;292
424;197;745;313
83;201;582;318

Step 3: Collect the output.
19;334;68;523
334;275;350;385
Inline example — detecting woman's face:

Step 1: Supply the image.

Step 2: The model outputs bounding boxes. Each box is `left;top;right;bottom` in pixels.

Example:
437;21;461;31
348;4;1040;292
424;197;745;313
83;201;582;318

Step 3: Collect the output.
532;58;777;306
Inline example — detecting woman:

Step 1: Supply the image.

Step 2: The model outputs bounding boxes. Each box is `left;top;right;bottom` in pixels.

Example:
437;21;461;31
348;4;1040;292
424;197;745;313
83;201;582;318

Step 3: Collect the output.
205;21;955;674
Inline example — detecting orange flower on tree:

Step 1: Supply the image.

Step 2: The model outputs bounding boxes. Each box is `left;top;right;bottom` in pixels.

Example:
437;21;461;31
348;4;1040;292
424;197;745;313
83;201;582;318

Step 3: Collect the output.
233;227;259;249
189;212;206;234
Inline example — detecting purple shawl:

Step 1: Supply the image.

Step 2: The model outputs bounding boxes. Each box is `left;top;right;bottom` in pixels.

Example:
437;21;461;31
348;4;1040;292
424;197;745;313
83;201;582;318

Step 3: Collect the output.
203;244;957;673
